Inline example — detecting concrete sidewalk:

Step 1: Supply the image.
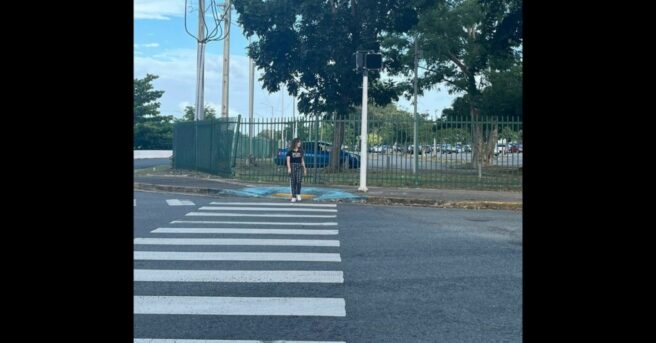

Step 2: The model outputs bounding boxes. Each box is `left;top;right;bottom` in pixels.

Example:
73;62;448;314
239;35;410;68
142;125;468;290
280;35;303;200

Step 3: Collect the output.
134;174;522;211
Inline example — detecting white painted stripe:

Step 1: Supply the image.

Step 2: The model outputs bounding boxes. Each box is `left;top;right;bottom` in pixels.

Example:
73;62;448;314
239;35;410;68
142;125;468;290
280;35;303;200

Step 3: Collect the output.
134;296;346;316
134;238;340;247
134;270;344;283
151;228;338;235
135;339;345;343
166;199;195;206
170;220;338;226
210;201;336;208
134;199;136;206
186;212;336;218
200;206;337;212
134;251;341;262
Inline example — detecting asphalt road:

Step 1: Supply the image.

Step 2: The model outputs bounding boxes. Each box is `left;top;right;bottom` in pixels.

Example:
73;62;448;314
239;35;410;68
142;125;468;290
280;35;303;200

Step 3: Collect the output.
134;190;522;342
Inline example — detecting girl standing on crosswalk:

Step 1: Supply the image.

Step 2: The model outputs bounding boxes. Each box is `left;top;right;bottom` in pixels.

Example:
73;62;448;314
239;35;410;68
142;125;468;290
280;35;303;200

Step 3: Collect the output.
286;138;307;202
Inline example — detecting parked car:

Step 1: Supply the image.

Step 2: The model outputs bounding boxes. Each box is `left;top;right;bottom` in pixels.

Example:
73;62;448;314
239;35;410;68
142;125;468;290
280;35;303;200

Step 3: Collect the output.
509;144;523;153
440;144;457;154
495;144;508;155
422;145;433;154
274;141;361;168
407;145;424;155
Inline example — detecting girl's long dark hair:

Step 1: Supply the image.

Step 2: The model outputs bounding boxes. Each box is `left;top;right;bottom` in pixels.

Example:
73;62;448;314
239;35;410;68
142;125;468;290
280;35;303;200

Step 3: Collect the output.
291;138;302;152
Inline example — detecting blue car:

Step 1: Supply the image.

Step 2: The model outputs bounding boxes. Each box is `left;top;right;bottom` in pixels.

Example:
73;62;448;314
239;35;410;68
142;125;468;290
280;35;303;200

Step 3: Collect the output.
274;141;361;169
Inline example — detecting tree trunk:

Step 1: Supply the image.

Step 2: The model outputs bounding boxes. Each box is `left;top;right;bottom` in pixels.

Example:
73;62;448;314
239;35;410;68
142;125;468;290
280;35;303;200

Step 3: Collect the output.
472;120;482;170
328;115;345;172
484;120;498;165
471;105;482;170
471;106;498;170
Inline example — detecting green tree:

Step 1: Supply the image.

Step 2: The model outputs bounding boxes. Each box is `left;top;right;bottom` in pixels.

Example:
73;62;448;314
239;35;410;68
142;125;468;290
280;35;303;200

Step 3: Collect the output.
498;126;519;143
178;105;218;122
134;74;173;149
441;97;471;118
479;64;522;118
134;115;174;149
134;74;165;124
368;104;415;145
233;0;433;170
443;64;522;118
383;0;522;167
368;133;382;146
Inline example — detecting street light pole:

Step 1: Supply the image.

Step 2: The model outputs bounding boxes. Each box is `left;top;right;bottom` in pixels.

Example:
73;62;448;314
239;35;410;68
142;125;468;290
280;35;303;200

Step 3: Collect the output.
355;50;381;192
281;91;285;147
292;95;297;138
413;38;419;179
248;47;254;163
221;0;231;118
359;70;369;192
193;0;206;172
195;0;206;121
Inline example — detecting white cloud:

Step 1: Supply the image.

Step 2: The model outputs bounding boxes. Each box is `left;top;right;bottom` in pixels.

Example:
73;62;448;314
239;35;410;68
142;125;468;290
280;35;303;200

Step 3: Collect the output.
177;101;192;114
135;48;282;119
206;101;221;112
134;46;457;120
134;43;160;49
378;70;459;117
134;0;185;20
134;49;199;84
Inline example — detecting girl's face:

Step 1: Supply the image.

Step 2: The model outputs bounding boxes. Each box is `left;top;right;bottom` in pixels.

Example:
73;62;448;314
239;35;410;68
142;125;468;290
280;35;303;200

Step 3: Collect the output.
296;140;301;148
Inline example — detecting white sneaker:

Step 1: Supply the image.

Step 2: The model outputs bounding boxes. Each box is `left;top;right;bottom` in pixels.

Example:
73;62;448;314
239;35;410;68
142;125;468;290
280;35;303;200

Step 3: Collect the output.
297;195;302;201
291;198;297;203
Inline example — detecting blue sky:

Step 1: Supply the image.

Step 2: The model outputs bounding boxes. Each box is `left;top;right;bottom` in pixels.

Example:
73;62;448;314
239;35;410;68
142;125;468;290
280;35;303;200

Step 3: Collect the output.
134;0;457;119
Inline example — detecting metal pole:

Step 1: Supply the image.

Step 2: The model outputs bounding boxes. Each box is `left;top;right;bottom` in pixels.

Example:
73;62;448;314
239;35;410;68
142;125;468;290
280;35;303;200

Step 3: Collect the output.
195;0;206;121
309;114;312;141
248;51;254;160
314;113;319;183
281;91;285;145
413;38;419;183
221;0;231;118
292;95;297;137
270;107;275;152
194;0;207;172
358;71;368;192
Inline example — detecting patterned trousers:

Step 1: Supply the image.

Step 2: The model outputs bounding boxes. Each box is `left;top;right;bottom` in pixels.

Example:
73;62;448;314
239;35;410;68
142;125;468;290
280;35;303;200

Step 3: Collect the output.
290;163;303;196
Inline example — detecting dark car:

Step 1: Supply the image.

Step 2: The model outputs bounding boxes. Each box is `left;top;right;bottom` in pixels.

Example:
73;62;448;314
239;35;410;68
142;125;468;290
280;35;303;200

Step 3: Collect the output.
274;141;361;168
440;144;458;154
407;145;423;155
509;144;523;153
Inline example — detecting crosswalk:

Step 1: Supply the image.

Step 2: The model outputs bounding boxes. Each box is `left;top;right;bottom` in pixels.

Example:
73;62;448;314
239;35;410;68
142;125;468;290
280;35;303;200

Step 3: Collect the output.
134;340;346;343
134;200;346;342
134;199;197;207
134;200;345;209
166;199;196;206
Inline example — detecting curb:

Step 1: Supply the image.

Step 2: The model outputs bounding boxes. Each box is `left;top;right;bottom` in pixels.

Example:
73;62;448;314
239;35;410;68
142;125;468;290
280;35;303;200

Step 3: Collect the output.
134;183;223;195
363;196;522;211
134;183;522;211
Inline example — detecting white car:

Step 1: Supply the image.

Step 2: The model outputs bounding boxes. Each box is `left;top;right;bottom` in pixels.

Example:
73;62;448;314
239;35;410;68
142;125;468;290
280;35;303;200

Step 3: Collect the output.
495;144;508;154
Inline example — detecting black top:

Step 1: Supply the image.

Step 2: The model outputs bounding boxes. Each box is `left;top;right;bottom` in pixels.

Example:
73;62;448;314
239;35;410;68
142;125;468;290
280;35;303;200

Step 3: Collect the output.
286;149;304;164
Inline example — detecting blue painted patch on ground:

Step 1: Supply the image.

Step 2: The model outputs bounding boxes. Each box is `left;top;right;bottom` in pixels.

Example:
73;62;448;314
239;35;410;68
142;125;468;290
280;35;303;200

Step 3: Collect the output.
220;186;364;201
